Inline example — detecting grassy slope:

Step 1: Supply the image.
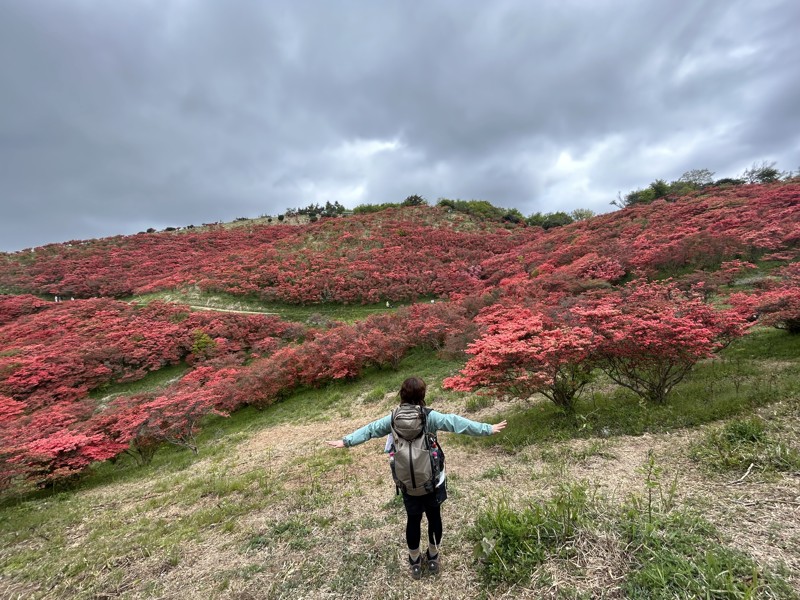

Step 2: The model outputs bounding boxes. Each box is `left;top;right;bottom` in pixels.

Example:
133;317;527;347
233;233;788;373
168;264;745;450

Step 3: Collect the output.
1;331;798;599
1;195;799;597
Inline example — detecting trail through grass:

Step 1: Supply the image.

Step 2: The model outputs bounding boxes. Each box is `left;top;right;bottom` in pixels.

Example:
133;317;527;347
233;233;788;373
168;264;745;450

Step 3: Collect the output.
129;289;410;323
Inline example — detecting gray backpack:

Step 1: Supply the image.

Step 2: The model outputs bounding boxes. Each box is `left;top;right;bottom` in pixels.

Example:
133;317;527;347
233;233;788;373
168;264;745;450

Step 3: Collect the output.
389;405;444;496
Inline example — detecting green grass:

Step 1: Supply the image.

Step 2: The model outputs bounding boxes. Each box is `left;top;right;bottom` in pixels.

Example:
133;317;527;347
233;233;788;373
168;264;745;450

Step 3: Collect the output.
726;259;788;288
621;510;797;599
539;440;617;465
0;460;286;598
363;385;387;403
655;255;788;284
0;491;85;546
722;326;800;361
470;461;797;598
465;394;494;413
176;466;279;502
689;416;800;476
295;449;354;475
238;347;464;428
479;465;507;479
268;518;314;549
88;362;189;400
128;289;405;323
470;482;591;586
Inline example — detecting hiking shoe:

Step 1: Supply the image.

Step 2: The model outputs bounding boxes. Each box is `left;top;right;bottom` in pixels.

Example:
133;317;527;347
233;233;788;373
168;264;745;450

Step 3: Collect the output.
425;550;440;575
408;556;422;580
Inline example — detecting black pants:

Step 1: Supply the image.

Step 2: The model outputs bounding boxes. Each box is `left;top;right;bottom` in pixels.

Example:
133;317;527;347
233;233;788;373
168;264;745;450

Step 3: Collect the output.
402;484;447;550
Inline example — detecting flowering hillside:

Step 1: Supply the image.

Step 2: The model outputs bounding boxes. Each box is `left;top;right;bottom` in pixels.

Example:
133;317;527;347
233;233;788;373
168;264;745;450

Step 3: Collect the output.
0;182;798;489
0;206;526;303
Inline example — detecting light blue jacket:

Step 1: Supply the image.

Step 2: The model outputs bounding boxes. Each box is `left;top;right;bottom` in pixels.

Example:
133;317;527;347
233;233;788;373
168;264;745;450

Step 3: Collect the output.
343;409;493;447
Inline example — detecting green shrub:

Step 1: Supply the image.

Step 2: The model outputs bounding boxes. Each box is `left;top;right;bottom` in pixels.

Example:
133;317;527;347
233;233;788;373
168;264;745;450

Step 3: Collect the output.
470;483;589;586
363;386;386;404
191;329;216;356
621;510;796;599
464;394;493;413
436;198;509;222
352;202;401;214
690;417;800;474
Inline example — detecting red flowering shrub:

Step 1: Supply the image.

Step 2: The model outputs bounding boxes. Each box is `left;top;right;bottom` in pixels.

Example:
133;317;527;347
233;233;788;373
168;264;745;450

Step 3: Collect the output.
0;209;527;304
19;430;126;485
755;287;800;333
728;261;800;333
0;395;24;423
484;183;799;301
443;305;600;411
0;298;301;410
0;294;51;325
574;280;748;403
0;297;308;486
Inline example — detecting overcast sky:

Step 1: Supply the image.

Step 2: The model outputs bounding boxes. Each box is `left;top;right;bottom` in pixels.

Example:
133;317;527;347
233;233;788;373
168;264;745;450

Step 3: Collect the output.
1;0;798;252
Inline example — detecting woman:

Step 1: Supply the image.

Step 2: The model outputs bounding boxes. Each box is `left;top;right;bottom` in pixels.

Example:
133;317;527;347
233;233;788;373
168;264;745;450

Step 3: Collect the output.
326;376;507;579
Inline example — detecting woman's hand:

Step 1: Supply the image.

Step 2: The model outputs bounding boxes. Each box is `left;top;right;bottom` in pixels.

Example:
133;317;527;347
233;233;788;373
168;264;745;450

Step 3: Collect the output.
491;420;507;434
326;440;346;448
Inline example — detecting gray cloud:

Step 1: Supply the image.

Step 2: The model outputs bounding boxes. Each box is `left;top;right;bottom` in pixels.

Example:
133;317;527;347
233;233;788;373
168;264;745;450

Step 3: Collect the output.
1;0;798;251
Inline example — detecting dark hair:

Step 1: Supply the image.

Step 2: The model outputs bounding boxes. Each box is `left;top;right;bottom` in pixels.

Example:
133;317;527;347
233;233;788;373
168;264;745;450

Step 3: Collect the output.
399;377;427;406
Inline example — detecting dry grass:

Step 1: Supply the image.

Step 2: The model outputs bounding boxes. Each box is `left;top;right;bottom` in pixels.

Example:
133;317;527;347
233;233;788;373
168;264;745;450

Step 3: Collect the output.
2;394;799;599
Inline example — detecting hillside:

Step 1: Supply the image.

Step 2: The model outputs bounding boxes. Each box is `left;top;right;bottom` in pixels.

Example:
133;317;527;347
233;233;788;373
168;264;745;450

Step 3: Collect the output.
1;182;799;598
0;206;524;302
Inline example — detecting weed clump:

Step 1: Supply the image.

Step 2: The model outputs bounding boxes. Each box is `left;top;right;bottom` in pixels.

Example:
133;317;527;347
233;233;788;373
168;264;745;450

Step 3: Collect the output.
470;482;590;586
690;416;800;475
620;510;796;599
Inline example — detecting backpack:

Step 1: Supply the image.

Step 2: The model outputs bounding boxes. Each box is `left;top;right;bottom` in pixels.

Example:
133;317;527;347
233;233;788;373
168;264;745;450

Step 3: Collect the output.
389;405;445;496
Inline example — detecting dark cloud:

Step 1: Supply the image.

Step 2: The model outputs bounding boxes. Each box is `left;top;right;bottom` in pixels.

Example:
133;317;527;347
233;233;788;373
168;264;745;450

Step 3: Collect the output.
1;0;798;251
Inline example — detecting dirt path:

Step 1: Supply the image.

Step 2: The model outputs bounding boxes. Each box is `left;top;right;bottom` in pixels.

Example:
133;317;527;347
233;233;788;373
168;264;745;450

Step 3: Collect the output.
186;304;280;315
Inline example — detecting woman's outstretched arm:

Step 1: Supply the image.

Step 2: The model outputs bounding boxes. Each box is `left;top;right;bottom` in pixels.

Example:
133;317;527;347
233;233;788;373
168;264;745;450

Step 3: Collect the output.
428;411;507;436
325;414;392;448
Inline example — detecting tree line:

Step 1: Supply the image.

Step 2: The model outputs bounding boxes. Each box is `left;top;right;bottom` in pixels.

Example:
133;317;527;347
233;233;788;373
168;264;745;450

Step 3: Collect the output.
615;161;797;208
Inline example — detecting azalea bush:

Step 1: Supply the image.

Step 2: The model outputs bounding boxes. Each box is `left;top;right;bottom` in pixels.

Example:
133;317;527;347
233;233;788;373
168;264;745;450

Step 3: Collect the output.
0;297;305;487
729;262;800;334
443;305;599;412
0;208;526;304
574;281;748;404
0;298;475;487
0;296;302;409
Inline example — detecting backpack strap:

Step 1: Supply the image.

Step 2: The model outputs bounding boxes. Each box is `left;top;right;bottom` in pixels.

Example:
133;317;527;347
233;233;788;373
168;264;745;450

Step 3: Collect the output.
422;407;438;442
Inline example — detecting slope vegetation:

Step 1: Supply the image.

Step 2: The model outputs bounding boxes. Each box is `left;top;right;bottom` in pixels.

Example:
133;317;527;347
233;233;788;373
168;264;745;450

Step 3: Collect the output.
0;182;799;597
